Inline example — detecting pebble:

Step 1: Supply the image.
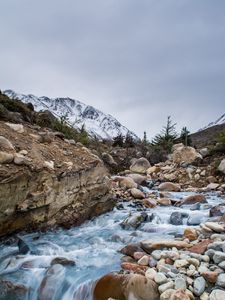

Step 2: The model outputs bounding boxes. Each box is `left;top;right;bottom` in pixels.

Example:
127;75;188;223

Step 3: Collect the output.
154;272;168;285
216;273;225;288
209;289;225;300
145;268;157;280
158;281;174;294
174;277;186;290
193;276;206;296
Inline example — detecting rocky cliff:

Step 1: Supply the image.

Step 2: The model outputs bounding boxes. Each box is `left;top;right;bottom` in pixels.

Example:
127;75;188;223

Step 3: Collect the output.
0;121;113;237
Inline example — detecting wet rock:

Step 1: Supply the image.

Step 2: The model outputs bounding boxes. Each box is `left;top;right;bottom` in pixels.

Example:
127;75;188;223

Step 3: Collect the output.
38;264;65;300
0;135;14;150
93;273;127;300
130;157;151;174
158;182;180;192
121;212;147;229
120;243;144;258
210;204;225;217
0;151;14;164
141;240;190;253
187;213;205;225
18;237;30;254
209;289;225;300
143;198;157;208
157;198;171;206
0;279;27;300
130;188;145;199
170;212;188;225
178;194;206;206
193;276;206;296
50;257;75;266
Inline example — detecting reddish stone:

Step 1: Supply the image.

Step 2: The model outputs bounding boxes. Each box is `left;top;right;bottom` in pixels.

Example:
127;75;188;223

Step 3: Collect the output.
120;244;144;258
202;271;218;284
188;239;212;255
178;194;206;206
121;262;148;274
165;258;174;265
170;289;190;300
143;199;157;208
184;228;198;241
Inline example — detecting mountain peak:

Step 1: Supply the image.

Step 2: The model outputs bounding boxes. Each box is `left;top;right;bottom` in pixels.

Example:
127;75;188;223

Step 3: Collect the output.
3;89;138;140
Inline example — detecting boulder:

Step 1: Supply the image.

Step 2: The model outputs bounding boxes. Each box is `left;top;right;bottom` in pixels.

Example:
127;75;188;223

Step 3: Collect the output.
50;257;75;266
130;188;145;199
93;273;126;300
172;145;202;164
119;177;137;189
218;158;225;174
170;212;188;225
128;173;147;185
130;157;151;174
147;166;160;174
187;213;205;226
158;182;180;192
121;212;147;230
102;153;117;167
120;243;144;258
207;183;220;190
157;198;172;206
0;136;14;150
143;198;157;208
178;194;206;206
0;151;14;164
210;204;225;217
199;148;209;158
5;122;25;133
204;222;224;233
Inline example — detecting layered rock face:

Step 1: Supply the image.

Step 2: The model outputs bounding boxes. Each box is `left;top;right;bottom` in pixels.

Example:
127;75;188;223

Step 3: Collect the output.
0;122;112;237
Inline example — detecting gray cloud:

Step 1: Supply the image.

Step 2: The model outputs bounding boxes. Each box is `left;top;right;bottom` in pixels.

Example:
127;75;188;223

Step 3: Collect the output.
0;0;225;138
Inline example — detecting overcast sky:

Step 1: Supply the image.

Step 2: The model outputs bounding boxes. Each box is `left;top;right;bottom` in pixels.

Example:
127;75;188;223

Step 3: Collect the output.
0;0;225;139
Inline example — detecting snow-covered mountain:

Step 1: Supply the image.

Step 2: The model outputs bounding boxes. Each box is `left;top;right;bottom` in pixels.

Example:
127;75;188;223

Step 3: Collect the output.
4;89;138;140
199;114;225;131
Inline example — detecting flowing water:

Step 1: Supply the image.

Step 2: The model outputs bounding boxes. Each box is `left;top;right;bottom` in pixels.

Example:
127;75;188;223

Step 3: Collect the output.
0;191;224;300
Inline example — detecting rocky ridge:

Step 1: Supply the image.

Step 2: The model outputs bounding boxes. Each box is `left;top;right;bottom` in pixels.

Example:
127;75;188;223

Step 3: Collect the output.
0;121;113;237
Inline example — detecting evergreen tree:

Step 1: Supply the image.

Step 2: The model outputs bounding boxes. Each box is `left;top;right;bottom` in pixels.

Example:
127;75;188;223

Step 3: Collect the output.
143;131;148;145
124;133;135;148
151;116;177;152
180;126;192;146
112;134;124;147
